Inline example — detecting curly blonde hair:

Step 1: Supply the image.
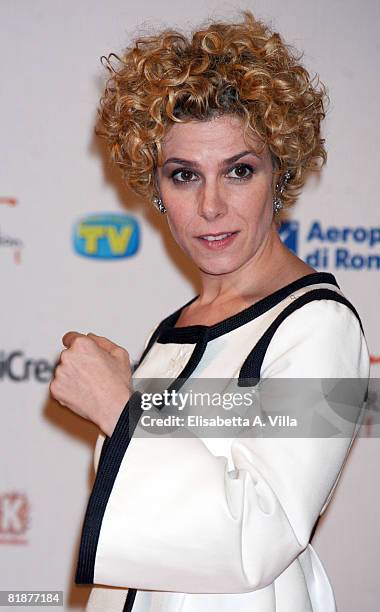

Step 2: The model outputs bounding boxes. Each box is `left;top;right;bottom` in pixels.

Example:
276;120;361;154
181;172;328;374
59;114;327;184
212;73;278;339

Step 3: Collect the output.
96;10;328;209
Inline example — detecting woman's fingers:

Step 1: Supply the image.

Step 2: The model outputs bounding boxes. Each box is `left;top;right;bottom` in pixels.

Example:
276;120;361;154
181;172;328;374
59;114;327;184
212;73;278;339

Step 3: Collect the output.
86;332;126;356
61;330;129;362
51;329;132;435
62;331;87;348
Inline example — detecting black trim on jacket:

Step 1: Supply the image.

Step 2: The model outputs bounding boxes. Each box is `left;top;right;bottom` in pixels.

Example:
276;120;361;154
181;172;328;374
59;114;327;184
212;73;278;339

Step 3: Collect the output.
75;271;366;612
156;272;340;345
237;288;364;386
75;390;143;584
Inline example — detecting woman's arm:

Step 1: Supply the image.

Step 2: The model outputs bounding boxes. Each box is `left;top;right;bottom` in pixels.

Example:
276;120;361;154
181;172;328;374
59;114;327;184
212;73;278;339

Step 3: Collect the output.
76;300;370;594
91;321;160;473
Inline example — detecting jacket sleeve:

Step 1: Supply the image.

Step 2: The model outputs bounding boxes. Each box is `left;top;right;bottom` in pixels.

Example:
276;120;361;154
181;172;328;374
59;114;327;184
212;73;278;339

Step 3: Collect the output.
91;322;159;474
75;300;370;593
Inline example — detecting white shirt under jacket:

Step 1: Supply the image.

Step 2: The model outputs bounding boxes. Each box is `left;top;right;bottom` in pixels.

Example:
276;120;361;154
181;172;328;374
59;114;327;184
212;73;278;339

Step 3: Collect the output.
75;272;370;612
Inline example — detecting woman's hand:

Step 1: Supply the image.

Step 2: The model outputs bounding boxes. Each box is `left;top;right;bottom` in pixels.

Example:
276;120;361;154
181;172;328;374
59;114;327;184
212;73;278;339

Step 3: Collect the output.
49;331;133;437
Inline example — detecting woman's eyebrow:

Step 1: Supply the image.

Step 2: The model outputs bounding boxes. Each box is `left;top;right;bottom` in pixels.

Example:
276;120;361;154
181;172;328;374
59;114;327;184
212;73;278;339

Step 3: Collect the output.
162;149;260;168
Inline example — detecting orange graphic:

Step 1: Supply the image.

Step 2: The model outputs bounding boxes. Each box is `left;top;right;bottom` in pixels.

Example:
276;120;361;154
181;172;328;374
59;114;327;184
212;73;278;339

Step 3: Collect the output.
0;197;17;206
0;492;30;545
0;197;22;263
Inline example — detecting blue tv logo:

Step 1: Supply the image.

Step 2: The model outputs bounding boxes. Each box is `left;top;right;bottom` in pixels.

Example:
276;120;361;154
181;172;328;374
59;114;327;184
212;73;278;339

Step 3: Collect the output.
278;220;299;255
73;213;139;259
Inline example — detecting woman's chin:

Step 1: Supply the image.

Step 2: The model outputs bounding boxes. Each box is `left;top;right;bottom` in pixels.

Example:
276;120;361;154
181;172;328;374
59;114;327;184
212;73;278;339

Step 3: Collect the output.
195;259;242;276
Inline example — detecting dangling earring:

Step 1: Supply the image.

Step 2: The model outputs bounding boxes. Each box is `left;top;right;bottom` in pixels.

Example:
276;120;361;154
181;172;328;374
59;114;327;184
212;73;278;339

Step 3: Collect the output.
152;195;167;214
273;170;292;214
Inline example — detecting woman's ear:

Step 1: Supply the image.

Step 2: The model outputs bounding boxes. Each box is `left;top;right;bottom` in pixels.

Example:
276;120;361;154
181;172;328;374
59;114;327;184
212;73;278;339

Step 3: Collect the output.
151;166;160;200
270;152;281;193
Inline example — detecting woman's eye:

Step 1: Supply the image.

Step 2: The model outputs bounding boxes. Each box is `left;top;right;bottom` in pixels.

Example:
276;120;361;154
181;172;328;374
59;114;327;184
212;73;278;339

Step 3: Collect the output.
170;163;254;184
227;164;254;180
171;169;198;183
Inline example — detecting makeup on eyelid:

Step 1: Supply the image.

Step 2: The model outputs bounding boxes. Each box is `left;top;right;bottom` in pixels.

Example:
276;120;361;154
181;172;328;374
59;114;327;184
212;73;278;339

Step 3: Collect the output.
170;163;255;184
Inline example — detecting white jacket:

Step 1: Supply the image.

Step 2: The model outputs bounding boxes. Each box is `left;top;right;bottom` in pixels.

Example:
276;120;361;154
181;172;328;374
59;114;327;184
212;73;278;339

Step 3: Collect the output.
75;272;370;612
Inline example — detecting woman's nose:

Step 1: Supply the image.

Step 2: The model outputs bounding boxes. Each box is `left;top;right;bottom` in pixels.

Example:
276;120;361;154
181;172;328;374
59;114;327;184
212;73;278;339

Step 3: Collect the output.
197;185;228;220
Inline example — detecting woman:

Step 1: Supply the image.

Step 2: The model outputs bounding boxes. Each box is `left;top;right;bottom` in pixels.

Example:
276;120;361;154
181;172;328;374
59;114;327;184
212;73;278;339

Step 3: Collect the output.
50;10;370;612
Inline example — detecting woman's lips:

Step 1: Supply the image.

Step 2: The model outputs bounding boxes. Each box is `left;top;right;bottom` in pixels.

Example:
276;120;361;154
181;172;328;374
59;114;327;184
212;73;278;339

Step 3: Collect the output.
196;231;240;250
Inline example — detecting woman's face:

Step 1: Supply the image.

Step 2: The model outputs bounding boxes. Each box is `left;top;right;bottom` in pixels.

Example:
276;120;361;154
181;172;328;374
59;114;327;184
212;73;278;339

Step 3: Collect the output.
155;114;277;276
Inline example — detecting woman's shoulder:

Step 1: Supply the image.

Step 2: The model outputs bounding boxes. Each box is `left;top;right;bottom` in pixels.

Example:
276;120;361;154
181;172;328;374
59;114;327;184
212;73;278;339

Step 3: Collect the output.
282;286;366;338
260;294;370;379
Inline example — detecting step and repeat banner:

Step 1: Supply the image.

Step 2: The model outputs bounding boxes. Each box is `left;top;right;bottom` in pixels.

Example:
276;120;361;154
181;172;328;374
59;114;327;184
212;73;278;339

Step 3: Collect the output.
1;1;379;611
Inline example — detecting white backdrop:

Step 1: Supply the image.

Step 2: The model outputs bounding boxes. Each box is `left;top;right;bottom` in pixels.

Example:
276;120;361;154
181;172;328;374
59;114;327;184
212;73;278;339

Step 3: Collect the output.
1;1;379;610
